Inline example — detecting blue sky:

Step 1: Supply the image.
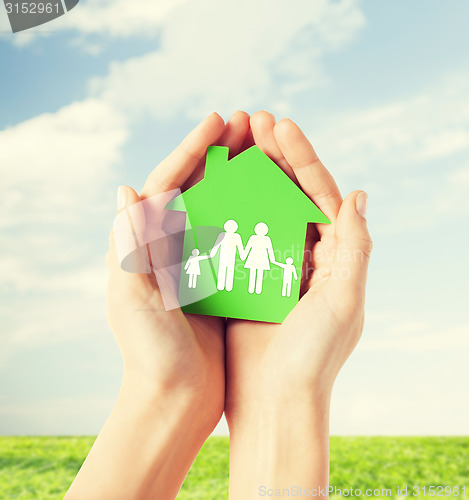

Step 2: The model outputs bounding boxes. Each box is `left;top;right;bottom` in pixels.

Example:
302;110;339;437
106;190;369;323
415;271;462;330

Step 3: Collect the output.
1;0;468;435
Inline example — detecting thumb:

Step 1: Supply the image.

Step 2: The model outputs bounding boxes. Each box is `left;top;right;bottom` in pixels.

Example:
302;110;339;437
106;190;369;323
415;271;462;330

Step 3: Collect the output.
333;190;373;299
107;185;152;293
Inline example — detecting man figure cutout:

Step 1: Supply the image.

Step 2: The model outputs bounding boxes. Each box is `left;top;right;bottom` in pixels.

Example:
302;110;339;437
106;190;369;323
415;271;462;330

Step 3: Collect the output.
210;219;244;291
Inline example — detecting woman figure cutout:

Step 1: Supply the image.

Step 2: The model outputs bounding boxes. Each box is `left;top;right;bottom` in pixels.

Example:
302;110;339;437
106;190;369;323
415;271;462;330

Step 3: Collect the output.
242;222;275;295
184;249;209;289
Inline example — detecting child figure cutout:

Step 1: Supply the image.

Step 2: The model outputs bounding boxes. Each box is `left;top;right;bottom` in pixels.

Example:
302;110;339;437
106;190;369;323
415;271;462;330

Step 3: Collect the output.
274;257;298;297
184;249;209;289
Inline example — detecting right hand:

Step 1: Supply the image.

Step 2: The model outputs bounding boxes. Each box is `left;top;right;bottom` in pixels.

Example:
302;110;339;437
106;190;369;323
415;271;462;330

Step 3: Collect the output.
225;111;373;419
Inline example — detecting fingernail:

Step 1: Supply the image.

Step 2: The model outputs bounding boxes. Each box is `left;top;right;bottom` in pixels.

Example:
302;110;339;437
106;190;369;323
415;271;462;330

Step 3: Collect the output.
117;186;127;211
356;192;368;218
206;112;224;124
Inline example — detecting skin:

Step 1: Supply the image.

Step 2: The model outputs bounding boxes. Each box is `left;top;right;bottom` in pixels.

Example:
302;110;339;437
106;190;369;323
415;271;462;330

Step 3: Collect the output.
65;111;372;500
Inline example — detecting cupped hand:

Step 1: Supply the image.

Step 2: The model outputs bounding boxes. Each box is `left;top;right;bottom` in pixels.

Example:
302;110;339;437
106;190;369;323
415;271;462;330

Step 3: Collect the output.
225;111;373;420
106;111;251;430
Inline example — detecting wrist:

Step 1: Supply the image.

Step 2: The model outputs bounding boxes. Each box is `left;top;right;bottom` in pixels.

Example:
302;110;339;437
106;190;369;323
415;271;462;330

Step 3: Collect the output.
66;370;218;500
226;390;331;498
225;379;332;426
227;389;331;439
120;370;222;435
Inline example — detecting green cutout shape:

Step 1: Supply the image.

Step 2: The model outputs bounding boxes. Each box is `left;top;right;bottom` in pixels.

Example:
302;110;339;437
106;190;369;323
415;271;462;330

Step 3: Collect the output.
167;146;330;323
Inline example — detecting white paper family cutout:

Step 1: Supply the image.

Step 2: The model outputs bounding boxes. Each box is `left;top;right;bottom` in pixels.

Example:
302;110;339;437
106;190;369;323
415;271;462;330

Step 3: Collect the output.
184;219;297;297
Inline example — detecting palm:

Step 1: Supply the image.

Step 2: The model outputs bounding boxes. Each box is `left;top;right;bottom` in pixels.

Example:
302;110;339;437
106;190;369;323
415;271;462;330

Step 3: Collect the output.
227;231;363;404
107;261;225;409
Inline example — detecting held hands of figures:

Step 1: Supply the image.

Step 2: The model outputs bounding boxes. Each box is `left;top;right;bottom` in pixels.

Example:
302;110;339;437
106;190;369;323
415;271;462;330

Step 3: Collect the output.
185;254;291;268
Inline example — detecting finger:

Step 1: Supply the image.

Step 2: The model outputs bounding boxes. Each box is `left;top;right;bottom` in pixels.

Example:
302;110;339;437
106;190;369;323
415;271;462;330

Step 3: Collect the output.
140;113;225;198
329;191;372;305
250;111;296;181
183;111;250;190
219;110;251;156
274;119;342;233
240;127;255;151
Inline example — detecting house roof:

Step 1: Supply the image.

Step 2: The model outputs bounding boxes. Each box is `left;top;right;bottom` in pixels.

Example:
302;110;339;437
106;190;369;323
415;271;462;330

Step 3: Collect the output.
167;145;330;225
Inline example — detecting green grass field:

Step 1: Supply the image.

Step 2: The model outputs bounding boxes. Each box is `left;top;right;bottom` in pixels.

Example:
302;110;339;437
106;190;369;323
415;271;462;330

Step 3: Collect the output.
0;436;467;499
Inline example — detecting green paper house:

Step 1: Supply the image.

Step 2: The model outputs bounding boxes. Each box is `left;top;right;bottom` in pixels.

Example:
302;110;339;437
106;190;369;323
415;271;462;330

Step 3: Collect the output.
168;145;330;323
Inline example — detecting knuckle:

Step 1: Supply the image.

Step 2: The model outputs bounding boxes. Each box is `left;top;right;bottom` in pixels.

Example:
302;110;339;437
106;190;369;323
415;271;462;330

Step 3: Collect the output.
179;142;204;163
360;236;373;260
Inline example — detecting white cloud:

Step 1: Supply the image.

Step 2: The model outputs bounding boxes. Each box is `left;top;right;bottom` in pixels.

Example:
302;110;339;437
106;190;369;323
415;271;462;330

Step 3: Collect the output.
308;72;469;235
1;294;104;349
0;98;127;227
331;386;469;435
0;1;11;29
4;0;364;47
61;0;188;37
89;0;365;119
331;324;469;435
0;256;106;297
361;312;469;353
0;289;109;371
435;165;469;216
1;0;187;47
313;72;469;174
361;324;469;352
388;321;427;336
4;0;366;121
0;98;128;365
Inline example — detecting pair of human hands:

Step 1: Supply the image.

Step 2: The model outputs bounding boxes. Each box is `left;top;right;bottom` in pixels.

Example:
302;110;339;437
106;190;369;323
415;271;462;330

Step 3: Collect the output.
106;110;372;438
